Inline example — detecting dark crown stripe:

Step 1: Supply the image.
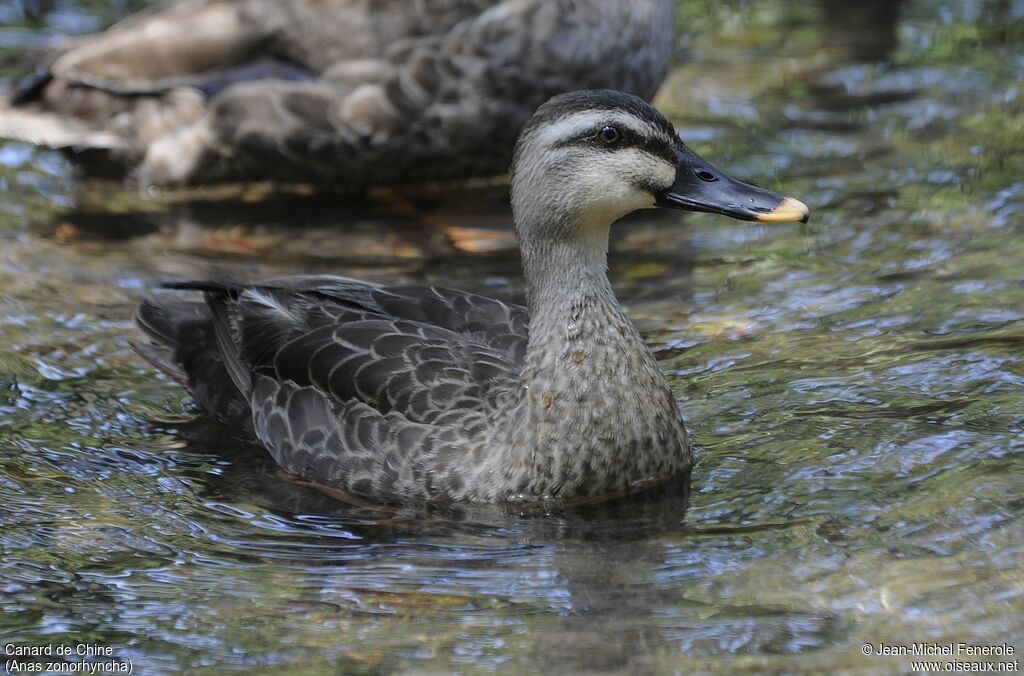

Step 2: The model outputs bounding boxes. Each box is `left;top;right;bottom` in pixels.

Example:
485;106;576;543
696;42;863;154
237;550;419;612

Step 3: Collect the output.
525;89;678;140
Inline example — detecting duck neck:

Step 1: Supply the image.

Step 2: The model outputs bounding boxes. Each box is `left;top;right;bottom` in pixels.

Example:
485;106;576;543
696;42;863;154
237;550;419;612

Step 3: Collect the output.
517;216;655;392
521;223;615;316
491;216;687;498
519;220;627;358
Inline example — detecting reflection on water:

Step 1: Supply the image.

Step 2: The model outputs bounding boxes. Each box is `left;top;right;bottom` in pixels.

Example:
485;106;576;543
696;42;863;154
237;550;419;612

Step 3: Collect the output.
1;0;1022;672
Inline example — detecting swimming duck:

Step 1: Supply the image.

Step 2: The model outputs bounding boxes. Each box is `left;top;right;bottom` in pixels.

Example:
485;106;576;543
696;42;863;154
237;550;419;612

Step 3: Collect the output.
2;0;675;187
136;90;809;503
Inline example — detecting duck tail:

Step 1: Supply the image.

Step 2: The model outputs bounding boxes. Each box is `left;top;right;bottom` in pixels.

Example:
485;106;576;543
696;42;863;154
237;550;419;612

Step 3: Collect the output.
135;296;206;347
133;297;209;383
134;295;252;428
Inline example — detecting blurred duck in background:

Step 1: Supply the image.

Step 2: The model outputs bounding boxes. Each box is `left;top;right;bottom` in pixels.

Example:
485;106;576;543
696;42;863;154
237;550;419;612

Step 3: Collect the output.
0;0;676;188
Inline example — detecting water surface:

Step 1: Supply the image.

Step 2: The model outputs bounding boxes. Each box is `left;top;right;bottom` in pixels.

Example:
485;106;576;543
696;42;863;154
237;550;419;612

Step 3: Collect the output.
0;1;1022;673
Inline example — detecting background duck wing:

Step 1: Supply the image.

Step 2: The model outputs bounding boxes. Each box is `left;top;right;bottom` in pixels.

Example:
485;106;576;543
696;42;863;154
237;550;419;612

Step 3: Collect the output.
36;1;265;96
2;0;498;171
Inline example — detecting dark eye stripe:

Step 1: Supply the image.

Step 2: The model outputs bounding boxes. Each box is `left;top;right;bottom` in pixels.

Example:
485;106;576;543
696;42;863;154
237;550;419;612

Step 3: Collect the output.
634;135;678;166
614;129;678;165
553;127;678;165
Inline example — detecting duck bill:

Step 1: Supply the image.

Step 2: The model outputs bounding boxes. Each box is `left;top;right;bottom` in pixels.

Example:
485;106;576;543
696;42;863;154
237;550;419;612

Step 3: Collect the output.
655;146;809;223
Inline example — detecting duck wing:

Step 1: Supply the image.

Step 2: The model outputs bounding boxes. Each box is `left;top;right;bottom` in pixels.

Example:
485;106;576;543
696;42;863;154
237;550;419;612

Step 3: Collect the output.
35;1;265;97
1;0;493;167
140;276;528;498
13;0;467;96
1;0;309;161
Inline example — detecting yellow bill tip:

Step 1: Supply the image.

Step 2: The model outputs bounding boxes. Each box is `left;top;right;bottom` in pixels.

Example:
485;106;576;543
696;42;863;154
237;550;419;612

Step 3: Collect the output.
754;196;810;223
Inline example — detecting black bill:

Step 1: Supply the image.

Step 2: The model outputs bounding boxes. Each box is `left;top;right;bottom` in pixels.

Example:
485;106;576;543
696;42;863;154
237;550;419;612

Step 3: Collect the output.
656;145;809;223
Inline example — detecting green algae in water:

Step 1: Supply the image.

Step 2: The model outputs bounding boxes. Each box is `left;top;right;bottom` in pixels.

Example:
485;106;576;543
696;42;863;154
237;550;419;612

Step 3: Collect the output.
0;0;1022;673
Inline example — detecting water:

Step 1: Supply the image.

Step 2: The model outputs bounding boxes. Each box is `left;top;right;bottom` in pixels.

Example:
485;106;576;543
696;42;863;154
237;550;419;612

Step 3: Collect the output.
1;1;1022;673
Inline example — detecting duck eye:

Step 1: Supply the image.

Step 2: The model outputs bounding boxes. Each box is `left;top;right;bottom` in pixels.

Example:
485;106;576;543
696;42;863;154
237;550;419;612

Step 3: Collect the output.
597;126;621;145
695;169;717;182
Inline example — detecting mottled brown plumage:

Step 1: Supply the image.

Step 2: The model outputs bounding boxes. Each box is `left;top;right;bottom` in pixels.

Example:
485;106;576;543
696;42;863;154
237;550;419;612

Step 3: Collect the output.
2;0;675;186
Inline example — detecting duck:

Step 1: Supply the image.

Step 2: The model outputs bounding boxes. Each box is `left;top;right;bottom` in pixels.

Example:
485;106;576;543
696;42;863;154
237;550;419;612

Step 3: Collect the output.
1;0;676;187
135;90;810;503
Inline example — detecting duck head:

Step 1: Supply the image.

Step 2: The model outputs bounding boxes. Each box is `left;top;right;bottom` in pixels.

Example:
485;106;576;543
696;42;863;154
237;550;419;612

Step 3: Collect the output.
511;90;808;239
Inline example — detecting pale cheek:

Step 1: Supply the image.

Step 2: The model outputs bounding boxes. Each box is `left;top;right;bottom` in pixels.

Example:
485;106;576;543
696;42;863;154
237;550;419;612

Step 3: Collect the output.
653;161;675;188
583;185;654;225
577;154;658;215
617;186;656;211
